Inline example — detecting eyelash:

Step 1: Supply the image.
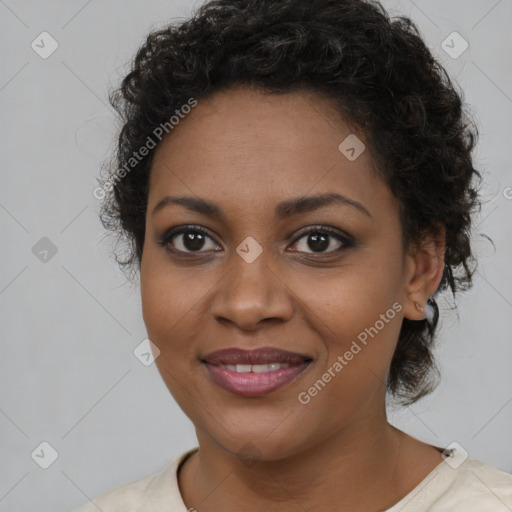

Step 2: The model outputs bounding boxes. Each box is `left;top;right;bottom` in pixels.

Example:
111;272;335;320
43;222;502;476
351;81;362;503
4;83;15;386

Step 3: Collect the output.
157;224;355;258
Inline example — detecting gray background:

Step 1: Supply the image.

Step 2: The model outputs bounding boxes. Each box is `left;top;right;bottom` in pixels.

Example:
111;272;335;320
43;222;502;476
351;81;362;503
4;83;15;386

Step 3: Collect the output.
0;0;511;510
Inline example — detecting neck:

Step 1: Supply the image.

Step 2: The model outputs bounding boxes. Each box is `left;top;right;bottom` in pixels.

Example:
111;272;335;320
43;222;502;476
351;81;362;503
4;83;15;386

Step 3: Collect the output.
178;417;427;512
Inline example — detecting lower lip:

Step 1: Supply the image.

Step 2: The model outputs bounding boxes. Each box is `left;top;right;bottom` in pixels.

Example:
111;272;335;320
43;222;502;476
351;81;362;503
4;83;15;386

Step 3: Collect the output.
204;363;310;397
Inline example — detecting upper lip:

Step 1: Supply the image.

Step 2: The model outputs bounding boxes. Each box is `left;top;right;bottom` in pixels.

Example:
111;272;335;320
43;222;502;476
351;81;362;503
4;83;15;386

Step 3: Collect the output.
202;347;312;366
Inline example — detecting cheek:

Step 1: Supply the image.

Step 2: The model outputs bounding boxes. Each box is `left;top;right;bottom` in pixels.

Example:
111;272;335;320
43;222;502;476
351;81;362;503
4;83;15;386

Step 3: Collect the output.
284;254;403;340
140;265;204;410
287;258;404;404
296;311;402;434
140;256;220;402
141;254;208;340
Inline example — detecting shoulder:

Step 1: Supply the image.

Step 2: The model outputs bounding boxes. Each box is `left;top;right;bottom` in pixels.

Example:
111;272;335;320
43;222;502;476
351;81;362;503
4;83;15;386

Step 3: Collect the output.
422;448;512;512
72;471;156;512
72;448;197;512
388;448;512;512
437;458;512;509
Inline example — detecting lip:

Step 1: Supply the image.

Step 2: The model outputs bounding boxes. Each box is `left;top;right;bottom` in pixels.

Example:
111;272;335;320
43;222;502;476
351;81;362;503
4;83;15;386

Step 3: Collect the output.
202;347;311;365
201;347;312;397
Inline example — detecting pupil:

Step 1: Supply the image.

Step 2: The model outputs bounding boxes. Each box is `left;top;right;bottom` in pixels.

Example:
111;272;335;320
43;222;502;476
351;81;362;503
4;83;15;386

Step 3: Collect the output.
184;232;205;251
308;233;329;252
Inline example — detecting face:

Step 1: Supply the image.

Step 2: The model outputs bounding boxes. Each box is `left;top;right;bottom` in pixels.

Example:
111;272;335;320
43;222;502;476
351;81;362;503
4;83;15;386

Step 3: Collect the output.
140;85;415;461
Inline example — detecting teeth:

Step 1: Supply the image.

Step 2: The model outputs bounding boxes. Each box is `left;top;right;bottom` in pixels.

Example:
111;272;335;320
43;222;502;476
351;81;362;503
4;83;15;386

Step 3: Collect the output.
223;363;291;373
252;364;270;373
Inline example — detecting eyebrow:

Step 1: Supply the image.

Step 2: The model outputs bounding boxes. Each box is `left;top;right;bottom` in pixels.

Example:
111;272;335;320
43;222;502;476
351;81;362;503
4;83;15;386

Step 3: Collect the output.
151;192;372;219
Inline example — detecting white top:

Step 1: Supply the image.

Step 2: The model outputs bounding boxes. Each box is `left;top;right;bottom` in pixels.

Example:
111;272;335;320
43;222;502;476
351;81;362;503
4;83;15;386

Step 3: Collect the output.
74;447;512;511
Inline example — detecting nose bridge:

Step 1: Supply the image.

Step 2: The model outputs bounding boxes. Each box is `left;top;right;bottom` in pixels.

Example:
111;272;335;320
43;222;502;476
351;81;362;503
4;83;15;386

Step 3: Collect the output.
210;241;293;329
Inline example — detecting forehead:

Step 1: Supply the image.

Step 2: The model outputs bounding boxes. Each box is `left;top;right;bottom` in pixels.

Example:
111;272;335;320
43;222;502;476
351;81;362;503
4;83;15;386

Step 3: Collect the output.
148;85;392;219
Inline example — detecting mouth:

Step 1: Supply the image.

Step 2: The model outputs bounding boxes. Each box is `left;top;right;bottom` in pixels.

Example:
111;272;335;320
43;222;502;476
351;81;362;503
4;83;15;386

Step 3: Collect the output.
201;347;313;397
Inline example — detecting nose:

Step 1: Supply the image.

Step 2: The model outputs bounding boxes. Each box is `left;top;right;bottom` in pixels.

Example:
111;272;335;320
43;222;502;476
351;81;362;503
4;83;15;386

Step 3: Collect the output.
210;250;294;331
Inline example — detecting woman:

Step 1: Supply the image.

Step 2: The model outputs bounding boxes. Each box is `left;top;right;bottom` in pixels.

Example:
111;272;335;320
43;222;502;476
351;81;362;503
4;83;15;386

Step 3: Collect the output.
76;0;512;510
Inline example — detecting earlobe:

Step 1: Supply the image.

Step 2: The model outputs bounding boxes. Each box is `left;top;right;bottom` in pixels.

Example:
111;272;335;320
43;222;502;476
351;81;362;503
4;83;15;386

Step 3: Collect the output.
412;297;435;322
402;224;446;321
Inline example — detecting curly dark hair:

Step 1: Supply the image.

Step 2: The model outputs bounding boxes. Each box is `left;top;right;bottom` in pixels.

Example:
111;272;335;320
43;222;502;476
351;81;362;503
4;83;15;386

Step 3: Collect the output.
99;0;482;405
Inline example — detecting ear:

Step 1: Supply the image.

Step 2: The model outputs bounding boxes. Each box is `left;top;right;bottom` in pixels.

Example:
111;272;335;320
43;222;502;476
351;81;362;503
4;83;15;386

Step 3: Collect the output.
402;223;446;321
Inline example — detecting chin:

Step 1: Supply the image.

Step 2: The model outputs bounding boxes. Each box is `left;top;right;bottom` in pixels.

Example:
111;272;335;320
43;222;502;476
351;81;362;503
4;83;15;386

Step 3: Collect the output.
200;415;318;464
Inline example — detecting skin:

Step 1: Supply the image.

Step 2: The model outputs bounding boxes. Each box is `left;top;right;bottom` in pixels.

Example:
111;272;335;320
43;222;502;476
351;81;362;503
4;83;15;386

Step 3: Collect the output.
140;84;446;512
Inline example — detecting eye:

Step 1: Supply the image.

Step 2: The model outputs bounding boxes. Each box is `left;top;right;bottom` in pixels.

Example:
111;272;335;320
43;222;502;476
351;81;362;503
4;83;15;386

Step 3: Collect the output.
158;225;220;254
158;224;354;257
289;226;353;255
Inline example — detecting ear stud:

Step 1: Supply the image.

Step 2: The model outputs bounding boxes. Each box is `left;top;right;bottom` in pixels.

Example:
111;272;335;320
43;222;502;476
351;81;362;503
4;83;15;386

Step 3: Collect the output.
414;301;424;312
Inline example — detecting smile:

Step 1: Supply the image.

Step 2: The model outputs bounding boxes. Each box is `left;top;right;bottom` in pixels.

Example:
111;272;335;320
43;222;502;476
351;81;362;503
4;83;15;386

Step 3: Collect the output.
201;346;313;397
